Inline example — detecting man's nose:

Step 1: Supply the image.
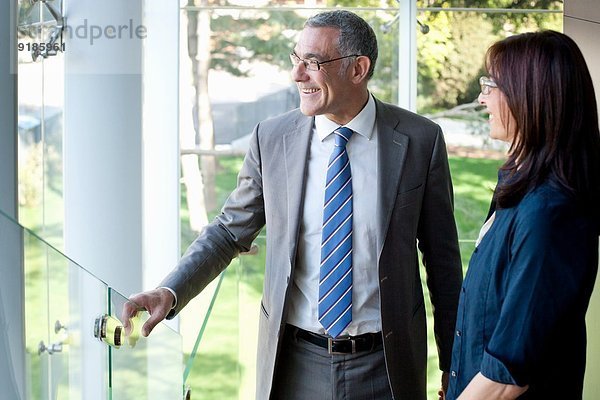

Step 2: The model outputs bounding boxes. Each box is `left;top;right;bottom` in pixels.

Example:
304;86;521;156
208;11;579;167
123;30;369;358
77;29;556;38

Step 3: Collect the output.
292;62;308;82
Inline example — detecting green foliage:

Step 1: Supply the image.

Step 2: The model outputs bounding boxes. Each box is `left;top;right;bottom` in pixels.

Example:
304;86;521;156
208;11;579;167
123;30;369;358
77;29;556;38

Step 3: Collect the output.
414;1;562;111
418;11;496;110
205;9;306;76
418;1;563;33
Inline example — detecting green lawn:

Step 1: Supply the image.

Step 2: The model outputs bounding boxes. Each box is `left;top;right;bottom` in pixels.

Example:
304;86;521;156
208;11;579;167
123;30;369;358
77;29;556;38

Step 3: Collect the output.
180;154;503;399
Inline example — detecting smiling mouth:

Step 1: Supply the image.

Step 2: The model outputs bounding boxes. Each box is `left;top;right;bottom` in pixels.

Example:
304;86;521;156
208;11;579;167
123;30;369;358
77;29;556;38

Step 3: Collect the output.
300;88;320;94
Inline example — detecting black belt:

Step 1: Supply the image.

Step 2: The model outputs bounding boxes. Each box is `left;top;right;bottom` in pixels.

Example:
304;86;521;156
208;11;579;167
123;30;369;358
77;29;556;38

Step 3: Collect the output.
290;325;383;355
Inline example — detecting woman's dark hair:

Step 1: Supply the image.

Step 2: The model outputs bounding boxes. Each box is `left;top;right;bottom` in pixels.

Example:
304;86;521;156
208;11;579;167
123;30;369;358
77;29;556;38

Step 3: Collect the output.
486;30;600;209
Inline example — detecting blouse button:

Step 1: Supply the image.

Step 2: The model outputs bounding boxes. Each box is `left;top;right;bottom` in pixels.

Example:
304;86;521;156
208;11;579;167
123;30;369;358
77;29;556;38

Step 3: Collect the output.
456;330;461;337
451;371;457;378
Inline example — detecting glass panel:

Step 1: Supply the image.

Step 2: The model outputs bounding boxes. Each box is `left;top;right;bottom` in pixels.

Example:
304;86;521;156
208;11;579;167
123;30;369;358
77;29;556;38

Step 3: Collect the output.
42;49;65;250
47;245;108;399
13;209;110;400
178;5;563;400
181;262;241;400
23;225;50;399
1;211;184;399
18;38;44;233
109;288;183;400
17;0;66;251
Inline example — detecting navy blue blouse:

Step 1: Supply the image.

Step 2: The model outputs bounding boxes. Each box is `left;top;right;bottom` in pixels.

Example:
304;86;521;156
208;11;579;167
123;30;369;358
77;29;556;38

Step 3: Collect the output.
447;179;599;399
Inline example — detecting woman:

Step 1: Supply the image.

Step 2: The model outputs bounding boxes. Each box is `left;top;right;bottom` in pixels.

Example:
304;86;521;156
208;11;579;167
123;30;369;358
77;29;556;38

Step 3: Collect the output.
446;30;600;400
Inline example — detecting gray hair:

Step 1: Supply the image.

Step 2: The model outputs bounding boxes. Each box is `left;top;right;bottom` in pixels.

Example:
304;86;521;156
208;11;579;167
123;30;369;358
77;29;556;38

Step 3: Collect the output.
305;10;378;80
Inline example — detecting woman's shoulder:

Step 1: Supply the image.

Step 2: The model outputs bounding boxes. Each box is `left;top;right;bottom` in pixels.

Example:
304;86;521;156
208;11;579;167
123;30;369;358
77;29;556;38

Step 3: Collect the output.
519;179;574;211
515;179;597;232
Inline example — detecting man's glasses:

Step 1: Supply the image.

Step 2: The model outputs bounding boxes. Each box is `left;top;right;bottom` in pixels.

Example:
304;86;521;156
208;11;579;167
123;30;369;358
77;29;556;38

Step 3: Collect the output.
289;52;361;71
479;76;498;95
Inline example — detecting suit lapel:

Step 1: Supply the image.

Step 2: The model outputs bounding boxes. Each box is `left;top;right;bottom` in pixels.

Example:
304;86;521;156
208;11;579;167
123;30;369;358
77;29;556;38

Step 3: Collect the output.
283;115;313;265
375;100;409;259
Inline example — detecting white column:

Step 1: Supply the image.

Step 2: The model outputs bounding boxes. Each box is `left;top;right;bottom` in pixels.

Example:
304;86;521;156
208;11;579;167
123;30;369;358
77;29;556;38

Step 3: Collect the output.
142;0;180;303
142;2;181;397
63;0;144;398
397;0;417;111
63;0;144;298
0;0;25;398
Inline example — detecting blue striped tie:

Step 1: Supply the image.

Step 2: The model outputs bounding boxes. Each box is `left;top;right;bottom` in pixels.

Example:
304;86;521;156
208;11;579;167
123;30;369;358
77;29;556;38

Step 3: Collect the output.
318;127;353;338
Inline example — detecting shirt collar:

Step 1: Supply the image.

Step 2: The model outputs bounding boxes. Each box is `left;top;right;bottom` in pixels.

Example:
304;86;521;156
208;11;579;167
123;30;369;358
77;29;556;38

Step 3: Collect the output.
315;93;376;142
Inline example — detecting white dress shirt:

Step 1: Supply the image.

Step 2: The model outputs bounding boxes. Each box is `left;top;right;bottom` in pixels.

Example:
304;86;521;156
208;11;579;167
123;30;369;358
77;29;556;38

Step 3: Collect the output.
286;94;380;336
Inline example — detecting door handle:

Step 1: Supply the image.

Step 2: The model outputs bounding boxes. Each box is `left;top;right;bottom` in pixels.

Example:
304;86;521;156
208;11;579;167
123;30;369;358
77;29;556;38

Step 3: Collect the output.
94;314;124;348
94;314;142;348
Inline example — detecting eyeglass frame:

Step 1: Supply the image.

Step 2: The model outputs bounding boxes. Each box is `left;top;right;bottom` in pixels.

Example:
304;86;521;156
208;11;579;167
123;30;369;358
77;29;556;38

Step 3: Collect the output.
289;52;362;71
479;76;498;95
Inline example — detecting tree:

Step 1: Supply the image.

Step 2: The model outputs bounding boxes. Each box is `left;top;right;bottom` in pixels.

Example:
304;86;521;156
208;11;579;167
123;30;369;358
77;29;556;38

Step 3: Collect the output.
182;2;305;232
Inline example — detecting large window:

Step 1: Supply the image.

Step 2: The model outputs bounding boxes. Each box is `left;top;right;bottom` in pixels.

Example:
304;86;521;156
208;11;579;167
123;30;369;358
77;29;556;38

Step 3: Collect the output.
17;0;65;250
177;2;562;399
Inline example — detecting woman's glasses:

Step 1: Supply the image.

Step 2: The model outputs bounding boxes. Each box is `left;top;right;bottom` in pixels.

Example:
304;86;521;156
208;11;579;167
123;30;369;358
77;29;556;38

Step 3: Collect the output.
479;76;498;95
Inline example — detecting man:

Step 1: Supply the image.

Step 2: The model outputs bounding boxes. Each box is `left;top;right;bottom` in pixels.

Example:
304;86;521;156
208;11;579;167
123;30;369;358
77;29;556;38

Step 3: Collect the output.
123;10;462;400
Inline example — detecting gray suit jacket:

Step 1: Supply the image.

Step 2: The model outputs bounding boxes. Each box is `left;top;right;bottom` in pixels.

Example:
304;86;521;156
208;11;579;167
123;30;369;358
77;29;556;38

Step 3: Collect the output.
162;98;463;400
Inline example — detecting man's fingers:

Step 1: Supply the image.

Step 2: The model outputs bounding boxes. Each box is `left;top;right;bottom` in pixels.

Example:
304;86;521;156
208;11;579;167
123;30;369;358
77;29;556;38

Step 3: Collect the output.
119;288;173;337
141;307;168;337
121;301;138;335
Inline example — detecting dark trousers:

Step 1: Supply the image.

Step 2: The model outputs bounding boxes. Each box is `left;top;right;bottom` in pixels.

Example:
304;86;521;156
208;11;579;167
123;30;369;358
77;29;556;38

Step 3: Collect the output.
270;326;393;400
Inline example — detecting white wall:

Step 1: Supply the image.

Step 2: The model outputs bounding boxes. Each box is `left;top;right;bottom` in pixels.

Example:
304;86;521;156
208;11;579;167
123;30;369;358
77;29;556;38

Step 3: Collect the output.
564;2;600;398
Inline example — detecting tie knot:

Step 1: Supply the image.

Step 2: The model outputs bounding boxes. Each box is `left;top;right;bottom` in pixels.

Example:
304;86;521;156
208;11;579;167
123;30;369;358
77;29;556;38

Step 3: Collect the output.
334;127;353;147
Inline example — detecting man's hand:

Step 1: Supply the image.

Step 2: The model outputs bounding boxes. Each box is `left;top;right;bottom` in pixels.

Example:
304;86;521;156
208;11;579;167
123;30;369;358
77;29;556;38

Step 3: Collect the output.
438;371;449;400
121;288;175;337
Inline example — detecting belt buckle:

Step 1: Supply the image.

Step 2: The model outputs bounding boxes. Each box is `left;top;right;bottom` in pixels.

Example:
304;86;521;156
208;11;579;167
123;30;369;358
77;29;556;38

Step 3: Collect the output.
327;337;356;355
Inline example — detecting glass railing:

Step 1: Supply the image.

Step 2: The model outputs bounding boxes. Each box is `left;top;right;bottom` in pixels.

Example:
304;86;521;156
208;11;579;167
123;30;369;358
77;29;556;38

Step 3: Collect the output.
178;236;263;400
0;209;183;399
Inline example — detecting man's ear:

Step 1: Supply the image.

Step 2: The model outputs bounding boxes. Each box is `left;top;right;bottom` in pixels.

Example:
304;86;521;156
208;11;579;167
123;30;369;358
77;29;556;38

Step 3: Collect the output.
351;56;371;84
